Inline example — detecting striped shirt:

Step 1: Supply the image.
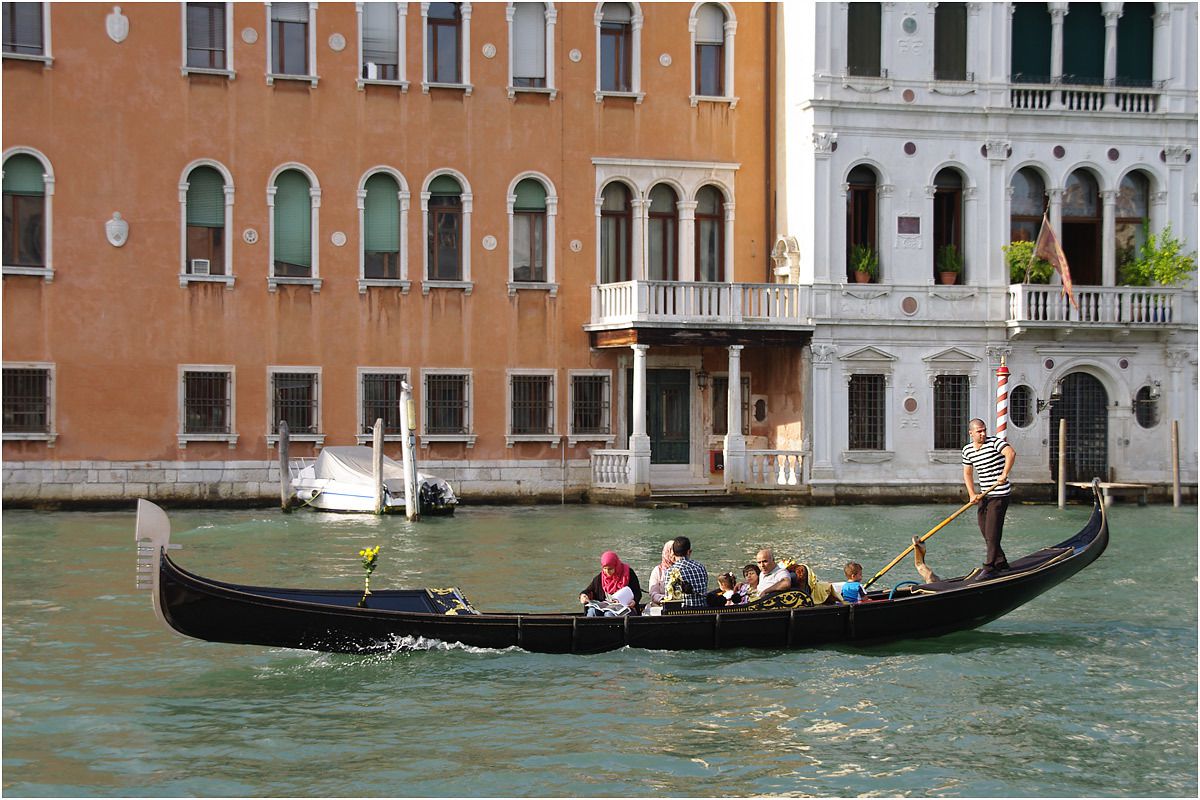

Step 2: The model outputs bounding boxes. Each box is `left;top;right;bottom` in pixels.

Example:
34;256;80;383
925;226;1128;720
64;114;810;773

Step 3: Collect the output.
962;435;1013;496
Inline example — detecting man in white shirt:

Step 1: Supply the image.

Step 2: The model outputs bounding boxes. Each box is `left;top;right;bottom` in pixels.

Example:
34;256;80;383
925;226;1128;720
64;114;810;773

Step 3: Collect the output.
755;548;792;597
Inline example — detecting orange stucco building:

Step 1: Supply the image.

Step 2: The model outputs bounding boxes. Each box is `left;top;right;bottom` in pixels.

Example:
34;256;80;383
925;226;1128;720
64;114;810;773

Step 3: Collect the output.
4;2;802;504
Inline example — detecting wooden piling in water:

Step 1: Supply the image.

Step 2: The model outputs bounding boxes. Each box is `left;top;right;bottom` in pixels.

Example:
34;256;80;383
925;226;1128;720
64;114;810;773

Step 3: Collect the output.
279;420;291;513
1172;419;1181;508
1057;418;1066;510
373;419;385;515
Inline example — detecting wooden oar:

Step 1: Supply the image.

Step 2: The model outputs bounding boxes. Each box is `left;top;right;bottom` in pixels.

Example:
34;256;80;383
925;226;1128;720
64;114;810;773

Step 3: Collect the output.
863;484;997;590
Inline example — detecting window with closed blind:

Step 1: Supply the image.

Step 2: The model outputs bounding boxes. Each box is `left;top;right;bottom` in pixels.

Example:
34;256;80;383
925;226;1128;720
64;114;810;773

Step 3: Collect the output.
360;1;404;85
2;2;47;60
511;2;547;89
363;172;402;280
270;167;320;287
185;165;226;276
184;2;231;74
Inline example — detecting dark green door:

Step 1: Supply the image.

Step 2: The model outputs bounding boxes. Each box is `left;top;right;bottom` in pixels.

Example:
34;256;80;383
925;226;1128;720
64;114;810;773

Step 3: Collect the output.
627;369;690;465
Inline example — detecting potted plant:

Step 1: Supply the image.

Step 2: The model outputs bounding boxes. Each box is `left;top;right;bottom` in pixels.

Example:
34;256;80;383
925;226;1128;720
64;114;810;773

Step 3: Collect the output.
1003;240;1054;284
1119;223;1197;287
936;244;963;285
849;244;879;283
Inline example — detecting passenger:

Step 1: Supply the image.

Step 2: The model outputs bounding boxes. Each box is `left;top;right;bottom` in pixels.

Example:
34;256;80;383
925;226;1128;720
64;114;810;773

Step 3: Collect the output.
579;550;643;616
715;572;743;605
783;559;840;605
912;536;941;583
741;564;761;601
839;562;870;603
755;549;793;597
646;540;677;606
669;536;709;608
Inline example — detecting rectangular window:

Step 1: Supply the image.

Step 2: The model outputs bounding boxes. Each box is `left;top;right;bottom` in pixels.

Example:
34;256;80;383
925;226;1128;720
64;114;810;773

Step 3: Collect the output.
512;2;546;88
361;371;408;435
362;2;399;80
425;373;469;435
511;374;553;435
571;374;611;436
2;366;50;433
186;2;226;69
183;370;232;434
846;2;881;77
934;2;967;80
271;2;309;76
933;375;970;450
848;373;886;450
3;192;44;267
600;22;631;91
512;211;545;282
2;2;43;56
712;376;750;436
428;5;461;83
272;371;318;434
695;42;723;96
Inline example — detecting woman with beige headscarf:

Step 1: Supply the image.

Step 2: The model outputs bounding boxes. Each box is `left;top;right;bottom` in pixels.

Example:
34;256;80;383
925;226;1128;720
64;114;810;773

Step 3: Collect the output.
646;540;677;605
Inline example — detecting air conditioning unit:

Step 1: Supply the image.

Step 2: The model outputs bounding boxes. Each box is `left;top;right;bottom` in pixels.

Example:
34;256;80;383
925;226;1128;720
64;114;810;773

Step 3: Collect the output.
366;62;378;80
190;259;211;276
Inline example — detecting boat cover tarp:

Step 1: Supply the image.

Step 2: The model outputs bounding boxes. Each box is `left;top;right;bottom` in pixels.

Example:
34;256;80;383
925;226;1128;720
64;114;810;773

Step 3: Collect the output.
313;446;455;500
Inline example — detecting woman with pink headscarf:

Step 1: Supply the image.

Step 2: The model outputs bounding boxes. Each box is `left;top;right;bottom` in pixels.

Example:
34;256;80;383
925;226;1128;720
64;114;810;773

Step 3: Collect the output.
646;540;677;606
578;550;642;616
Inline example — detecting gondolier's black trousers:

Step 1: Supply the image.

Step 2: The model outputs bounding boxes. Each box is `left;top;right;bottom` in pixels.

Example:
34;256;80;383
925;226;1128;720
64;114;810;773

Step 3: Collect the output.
977;495;1010;572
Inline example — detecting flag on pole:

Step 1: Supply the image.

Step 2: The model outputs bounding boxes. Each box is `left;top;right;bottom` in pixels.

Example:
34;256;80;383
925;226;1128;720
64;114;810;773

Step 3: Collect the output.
1033;212;1078;311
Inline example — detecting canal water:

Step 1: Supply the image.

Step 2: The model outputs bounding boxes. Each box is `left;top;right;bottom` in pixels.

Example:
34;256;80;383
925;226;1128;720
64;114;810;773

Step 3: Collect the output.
3;501;1196;797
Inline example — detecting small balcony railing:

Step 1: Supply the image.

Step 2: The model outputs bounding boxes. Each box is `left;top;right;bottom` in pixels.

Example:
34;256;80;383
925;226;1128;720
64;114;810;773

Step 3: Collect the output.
1008;284;1196;327
590;281;810;328
1009;78;1160;114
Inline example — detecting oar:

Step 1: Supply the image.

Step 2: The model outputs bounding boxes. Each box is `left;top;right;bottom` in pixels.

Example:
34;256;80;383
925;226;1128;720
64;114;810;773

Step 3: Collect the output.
863;484;997;590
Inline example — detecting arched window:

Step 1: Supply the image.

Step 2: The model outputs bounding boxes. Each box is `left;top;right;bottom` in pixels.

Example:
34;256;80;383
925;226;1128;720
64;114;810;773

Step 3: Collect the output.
693;3;725;96
846;2;880;77
427;174;463;280
1062;169;1101;285
599;2;633;92
272;169;313;278
512;177;547;282
427;2;462;83
3;153;45;268
511;2;547;88
1062;2;1104;85
846;165;877;281
1115;171;1150;283
934;2;966;80
1009;168;1045;243
599;182;631;283
363;173;402;280
1116;3;1154;87
647;184;678;281
185;165;226;276
1011;3;1050;83
695;185;724;282
1009;385;1034;429
933;168;964;283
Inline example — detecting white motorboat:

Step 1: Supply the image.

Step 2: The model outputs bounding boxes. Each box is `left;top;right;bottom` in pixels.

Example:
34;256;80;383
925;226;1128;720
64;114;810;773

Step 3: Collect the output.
288;446;457;515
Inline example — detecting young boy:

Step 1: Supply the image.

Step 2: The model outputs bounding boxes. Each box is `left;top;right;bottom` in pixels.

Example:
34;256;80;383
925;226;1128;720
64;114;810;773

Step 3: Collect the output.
840;562;869;603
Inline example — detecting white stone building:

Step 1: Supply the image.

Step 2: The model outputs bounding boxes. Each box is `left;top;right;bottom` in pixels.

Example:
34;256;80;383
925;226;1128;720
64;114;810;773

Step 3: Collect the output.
773;1;1197;495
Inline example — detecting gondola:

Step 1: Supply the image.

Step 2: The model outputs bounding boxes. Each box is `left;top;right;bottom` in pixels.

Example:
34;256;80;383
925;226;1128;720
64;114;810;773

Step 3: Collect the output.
134;484;1109;655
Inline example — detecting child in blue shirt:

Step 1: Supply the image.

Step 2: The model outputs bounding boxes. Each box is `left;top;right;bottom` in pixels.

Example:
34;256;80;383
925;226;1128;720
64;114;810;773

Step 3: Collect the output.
840;562;869;603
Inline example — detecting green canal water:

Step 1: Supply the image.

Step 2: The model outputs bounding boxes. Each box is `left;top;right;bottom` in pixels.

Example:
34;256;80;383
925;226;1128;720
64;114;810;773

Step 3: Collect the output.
3;501;1196;797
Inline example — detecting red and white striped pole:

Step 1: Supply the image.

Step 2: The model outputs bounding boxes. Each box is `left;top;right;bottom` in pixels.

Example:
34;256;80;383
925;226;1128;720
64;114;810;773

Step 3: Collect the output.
995;356;1010;440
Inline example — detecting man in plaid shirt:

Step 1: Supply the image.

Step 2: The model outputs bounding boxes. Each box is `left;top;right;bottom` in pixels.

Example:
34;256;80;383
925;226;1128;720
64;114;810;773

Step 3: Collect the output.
670;536;709;608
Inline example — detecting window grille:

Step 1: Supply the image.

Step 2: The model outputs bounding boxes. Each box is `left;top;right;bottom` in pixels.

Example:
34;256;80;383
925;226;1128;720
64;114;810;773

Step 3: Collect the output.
272;372;318;434
571;374;610;435
1134;385;1159;429
511;375;553;435
362;372;407;434
425;373;469;434
183;371;231;434
848;373;886;450
2;367;49;432
186;2;226;69
712;376;750;436
933;375;971;449
1009;384;1034;429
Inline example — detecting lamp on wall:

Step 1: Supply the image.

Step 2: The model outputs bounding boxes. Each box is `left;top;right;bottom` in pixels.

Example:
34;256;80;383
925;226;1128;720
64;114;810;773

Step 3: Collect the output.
1036;382;1062;414
696;370;709;390
1149;380;1161;401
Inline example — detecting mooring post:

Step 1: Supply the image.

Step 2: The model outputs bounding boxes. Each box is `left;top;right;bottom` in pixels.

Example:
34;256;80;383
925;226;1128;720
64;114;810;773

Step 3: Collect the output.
373;418;385;515
1057;417;1067;510
1171;419;1181;508
400;381;420;522
279;420;291;513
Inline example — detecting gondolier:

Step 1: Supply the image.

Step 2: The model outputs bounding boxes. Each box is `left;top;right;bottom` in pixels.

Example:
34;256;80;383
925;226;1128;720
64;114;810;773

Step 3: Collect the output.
962;418;1015;579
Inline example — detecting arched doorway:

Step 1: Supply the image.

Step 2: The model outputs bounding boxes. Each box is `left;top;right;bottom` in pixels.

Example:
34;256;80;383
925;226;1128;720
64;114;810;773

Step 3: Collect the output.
1049;372;1109;482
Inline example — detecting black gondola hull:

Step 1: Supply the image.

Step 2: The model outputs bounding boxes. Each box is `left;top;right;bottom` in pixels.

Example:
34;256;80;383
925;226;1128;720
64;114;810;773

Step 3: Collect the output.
137;497;1109;655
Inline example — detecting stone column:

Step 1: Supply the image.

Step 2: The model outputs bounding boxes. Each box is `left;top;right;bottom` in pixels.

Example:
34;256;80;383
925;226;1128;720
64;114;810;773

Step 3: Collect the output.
630;197;646;281
1049;3;1068;108
1102;5;1121;108
1101;189;1117;286
723;345;746;488
1152;6;1171;89
986;140;1010;286
677;200;697;282
877;184;894;281
809;343;836;482
629;344;651;492
1163;146;1191;235
813;132;836;284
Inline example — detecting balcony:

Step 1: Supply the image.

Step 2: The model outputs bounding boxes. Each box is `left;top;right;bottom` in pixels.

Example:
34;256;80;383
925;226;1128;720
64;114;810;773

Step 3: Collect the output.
1009;79;1161;114
588;281;813;342
1007;284;1198;335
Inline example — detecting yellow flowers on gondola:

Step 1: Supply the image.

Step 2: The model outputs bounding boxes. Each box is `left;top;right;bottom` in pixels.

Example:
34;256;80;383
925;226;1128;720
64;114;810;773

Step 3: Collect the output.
358;545;381;607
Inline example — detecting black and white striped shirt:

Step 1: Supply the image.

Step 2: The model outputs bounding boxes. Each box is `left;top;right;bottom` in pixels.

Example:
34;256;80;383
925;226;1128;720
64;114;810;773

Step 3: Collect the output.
961;436;1013;496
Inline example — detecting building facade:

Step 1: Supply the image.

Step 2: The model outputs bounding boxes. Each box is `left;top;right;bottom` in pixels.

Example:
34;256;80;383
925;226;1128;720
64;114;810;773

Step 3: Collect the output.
3;2;1196;506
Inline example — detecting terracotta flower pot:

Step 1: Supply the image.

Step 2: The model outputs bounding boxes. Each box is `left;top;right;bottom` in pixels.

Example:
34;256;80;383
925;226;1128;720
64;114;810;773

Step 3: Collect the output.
939;271;959;285
854;270;872;284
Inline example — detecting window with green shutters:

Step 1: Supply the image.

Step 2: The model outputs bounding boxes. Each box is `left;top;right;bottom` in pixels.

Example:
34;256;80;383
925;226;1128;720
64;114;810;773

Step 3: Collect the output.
427;174;462;281
934;3;967;81
3;153;45;267
273;170;312;277
1062;2;1104;85
186;166;225;275
846;3;881;77
512;178;546;282
1011;3;1051;83
364;173;401;279
1116;3;1154;87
